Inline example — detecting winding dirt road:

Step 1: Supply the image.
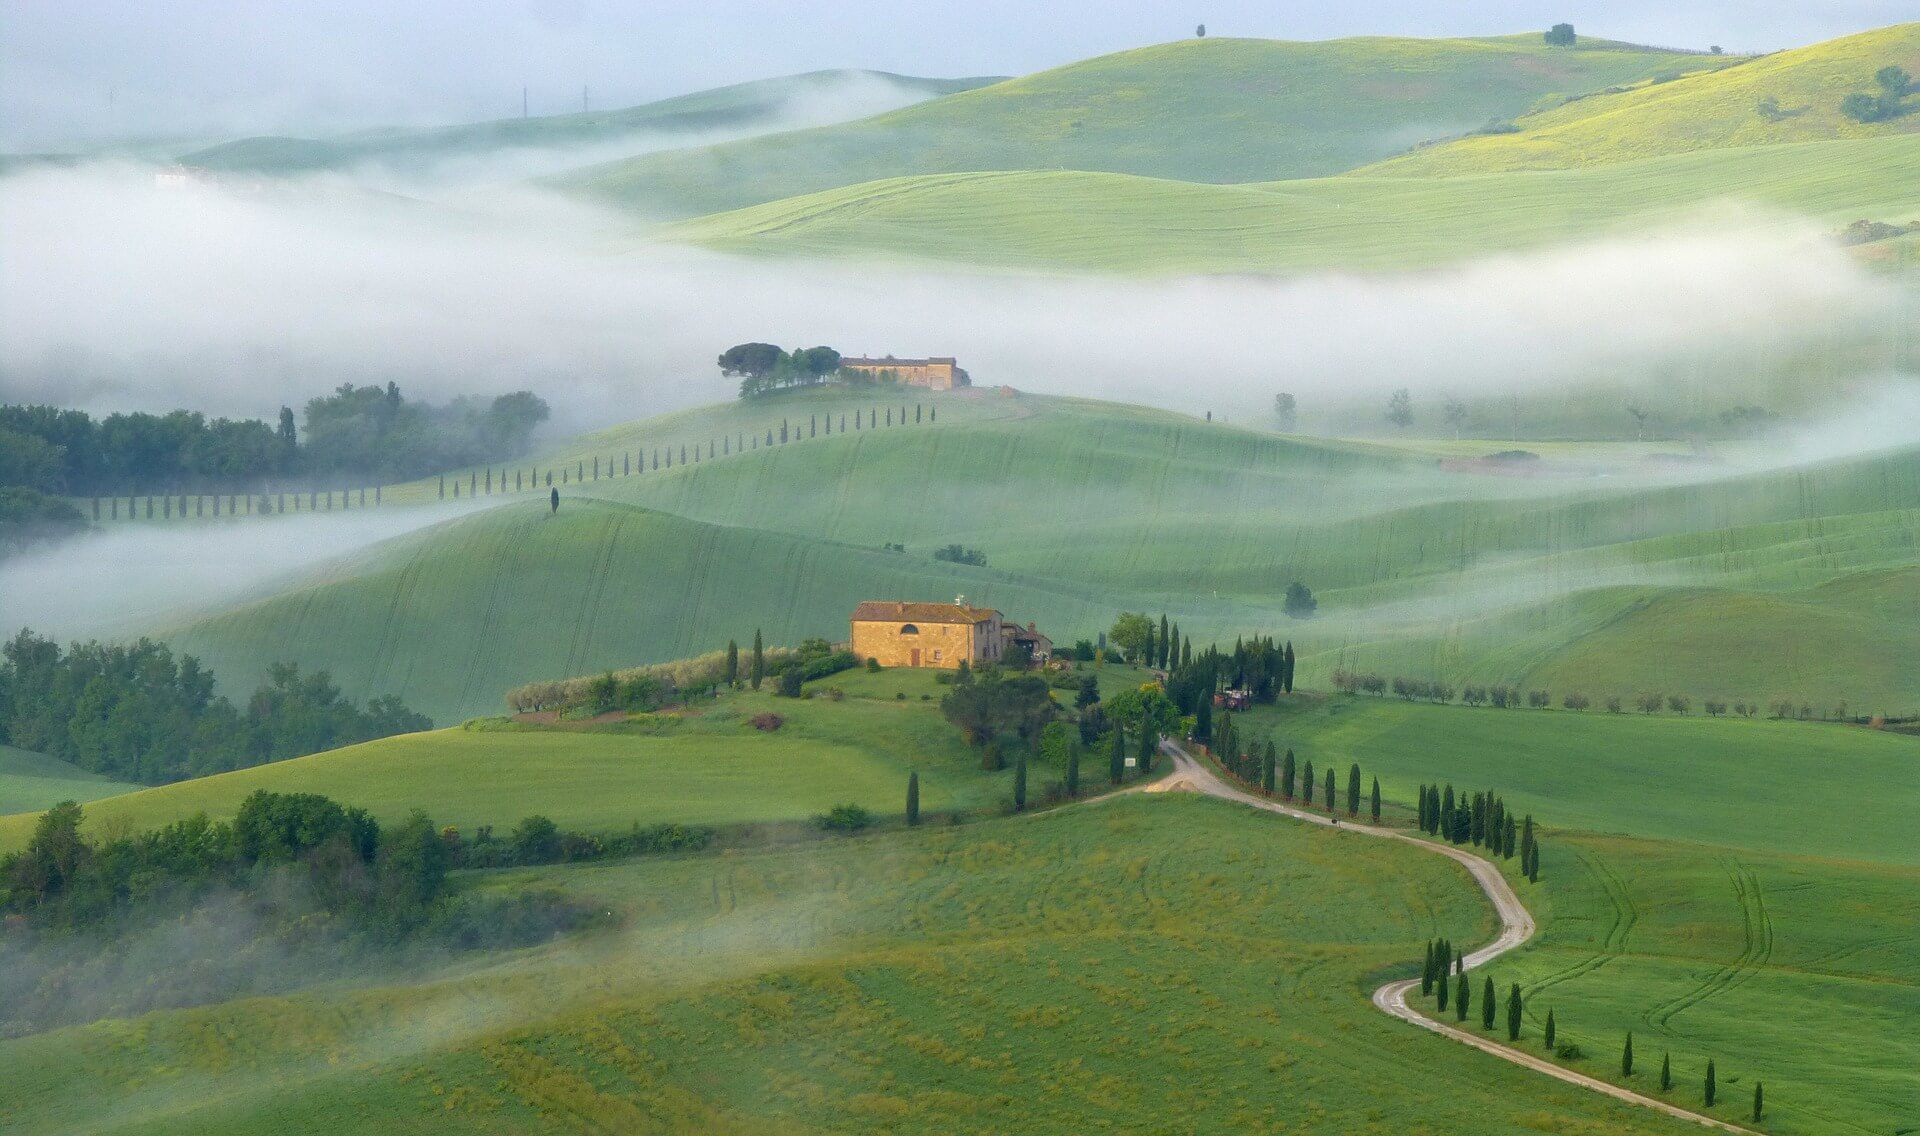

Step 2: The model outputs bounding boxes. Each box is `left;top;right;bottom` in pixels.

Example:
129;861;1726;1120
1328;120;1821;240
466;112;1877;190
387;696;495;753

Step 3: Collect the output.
1153;740;1752;1135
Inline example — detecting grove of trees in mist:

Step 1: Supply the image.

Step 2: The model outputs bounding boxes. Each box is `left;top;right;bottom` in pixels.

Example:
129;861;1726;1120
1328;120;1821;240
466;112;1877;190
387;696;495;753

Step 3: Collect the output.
0;382;550;497
0;630;431;783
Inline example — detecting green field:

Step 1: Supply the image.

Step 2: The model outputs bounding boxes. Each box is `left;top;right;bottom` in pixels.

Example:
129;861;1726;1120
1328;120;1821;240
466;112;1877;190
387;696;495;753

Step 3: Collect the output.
666;134;1920;272
0;672;1078;851
0;745;143;816
1217;696;1920;1135
565;35;1734;218
135;394;1920;724
1365;23;1920;176
3;792;1729;1136
174;70;999;176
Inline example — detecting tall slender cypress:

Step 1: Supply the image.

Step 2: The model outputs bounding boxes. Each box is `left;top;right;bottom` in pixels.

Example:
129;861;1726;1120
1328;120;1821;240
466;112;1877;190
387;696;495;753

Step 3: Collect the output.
1456;965;1471;1021
725;640;739;687
1622;1031;1634;1077
1704;1059;1716;1107
1370;777;1381;822
1752;1082;1762;1122
1660;1053;1671;1091
1282;749;1296;798
1481;976;1495;1029
1158;614;1170;667
1418;783;1430;830
1303;760;1315;805
906;771;921;826
1544;1009;1556;1050
1014;751;1028;811
1137;721;1156;774
750;630;765;690
1437;965;1451;1011
1347;764;1361;815
1324;768;1337;812
1422;941;1436;995
1506;983;1522;1040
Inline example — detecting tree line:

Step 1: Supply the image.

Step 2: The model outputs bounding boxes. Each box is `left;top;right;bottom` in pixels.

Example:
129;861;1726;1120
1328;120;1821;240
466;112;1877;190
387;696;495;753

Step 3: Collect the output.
1332;668;1857;720
1420;939;1761;1121
1;384;549;496
0;630;430;784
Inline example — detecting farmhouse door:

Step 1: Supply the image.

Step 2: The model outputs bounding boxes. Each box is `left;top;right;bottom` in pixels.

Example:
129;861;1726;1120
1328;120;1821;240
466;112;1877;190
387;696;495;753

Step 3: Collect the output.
911;648;921;667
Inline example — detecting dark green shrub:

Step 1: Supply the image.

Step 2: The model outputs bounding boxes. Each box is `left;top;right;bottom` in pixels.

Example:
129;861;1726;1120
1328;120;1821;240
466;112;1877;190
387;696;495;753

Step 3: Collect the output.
814;803;873;832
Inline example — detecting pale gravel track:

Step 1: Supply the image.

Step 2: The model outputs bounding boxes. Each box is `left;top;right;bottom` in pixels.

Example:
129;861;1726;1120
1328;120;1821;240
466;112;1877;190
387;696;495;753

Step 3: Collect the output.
1153;740;1753;1135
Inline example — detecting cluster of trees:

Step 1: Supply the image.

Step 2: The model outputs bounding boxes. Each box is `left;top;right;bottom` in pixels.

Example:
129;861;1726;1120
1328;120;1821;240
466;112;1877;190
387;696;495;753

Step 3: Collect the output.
1840;65;1913;123
932;543;988;567
719;343;845;398
1207;717;1382;821
1543;22;1576;46
0;385;549;495
0;486;85;555
1332;669;1841;720
1417;783;1540;879
0;631;429;784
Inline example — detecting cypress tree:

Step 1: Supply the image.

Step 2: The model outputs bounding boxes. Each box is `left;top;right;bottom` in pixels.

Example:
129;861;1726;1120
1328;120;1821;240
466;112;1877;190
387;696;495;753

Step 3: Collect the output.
1660;1053;1671;1091
1066;743;1080;797
1456;965;1471;1021
1441;785;1455;836
1158;614;1170;667
1283;641;1295;693
1143;623;1155;669
725;640;739;687
1324;767;1336;812
1481;976;1495;1029
1503;815;1517;858
1370;777;1381;822
1282;749;1296;799
1544;1009;1556;1050
1418;783;1429;830
1704;1059;1716;1107
1137;721;1156;774
1752;1082;1762;1122
750;630;765;690
1262;744;1276;793
1110;726;1126;785
1303;760;1315;805
1622;1031;1634;1077
907;771;921;826
1528;838;1542;883
1347;763;1361;815
1014;751;1028;811
1194;694;1212;741
1422;941;1436;994
1437;966;1450;1011
1506;983;1522;1040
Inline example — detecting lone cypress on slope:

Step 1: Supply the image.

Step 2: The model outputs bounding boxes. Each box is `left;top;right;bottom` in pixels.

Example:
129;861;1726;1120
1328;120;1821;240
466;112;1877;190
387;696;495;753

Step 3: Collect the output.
907;771;921;826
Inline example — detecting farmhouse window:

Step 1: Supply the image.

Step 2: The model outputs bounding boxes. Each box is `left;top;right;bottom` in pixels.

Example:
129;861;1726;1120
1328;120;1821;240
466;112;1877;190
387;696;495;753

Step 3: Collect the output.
900;624;919;634
932;650;943;662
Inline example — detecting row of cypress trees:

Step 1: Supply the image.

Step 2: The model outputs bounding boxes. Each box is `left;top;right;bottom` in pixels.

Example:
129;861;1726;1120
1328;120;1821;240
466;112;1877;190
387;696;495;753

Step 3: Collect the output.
1209;719;1383;823
1421;940;1760;1119
1416;783;1542;883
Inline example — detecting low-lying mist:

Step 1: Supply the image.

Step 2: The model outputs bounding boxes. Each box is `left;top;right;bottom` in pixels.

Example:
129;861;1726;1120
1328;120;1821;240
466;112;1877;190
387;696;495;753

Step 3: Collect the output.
1;162;1904;441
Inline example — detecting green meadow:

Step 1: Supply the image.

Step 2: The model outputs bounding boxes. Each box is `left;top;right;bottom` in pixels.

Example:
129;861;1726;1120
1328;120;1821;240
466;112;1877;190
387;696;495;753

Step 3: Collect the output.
0;672;1075;851
2;793;1723;1136
565;35;1734;218
667;134;1920;273
1216;695;1920;1135
144;394;1920;724
0;745;143;816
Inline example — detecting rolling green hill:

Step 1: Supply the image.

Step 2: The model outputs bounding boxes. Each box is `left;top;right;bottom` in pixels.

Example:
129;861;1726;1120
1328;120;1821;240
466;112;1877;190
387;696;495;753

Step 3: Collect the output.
665;133;1920;272
142;393;1920;724
176;70;998;176
564;35;1735;218
3;793;1724;1136
1363;23;1920;176
0;746;143;816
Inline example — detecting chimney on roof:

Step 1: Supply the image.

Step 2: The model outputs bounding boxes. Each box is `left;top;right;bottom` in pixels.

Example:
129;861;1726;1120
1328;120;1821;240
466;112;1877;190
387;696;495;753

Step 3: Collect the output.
955;595;966;607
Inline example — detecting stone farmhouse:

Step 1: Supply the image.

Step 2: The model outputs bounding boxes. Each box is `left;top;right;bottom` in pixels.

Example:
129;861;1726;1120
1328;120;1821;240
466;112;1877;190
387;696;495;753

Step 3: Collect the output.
851;599;1049;669
840;356;970;391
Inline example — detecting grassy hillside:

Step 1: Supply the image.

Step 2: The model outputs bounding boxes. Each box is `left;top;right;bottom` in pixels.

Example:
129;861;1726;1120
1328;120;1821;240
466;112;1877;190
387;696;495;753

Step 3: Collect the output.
0;668;1086;851
1364;23;1920;176
1240;696;1920;865
177;70;998;176
667;133;1920;272
1217;694;1920;1135
3;792;1727;1136
566;35;1734;218
147;394;1920;722
0;746;143;816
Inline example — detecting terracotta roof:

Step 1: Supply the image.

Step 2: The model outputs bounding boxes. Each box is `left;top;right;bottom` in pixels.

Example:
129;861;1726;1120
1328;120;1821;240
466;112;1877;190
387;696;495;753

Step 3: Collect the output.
852;601;999;625
842;357;958;367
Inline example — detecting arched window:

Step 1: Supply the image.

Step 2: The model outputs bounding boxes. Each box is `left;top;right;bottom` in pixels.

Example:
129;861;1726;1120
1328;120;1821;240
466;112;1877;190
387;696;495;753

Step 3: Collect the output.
899;624;919;634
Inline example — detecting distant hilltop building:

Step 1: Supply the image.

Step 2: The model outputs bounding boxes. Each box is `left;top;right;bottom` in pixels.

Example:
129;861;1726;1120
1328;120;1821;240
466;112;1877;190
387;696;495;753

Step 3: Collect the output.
851;598;1049;669
840;356;970;391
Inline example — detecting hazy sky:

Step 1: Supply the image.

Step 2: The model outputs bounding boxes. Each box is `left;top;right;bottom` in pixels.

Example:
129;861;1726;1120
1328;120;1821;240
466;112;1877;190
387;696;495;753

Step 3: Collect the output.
2;1;1910;148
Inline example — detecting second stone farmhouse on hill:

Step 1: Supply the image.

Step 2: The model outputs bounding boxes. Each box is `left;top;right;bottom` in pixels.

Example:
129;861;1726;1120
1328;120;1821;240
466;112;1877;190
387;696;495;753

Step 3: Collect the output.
850;600;1050;669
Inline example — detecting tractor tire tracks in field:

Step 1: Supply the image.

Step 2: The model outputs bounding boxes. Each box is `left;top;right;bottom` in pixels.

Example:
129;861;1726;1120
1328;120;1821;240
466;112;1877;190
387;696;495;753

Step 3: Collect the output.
1153;740;1754;1136
1645;862;1773;1030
